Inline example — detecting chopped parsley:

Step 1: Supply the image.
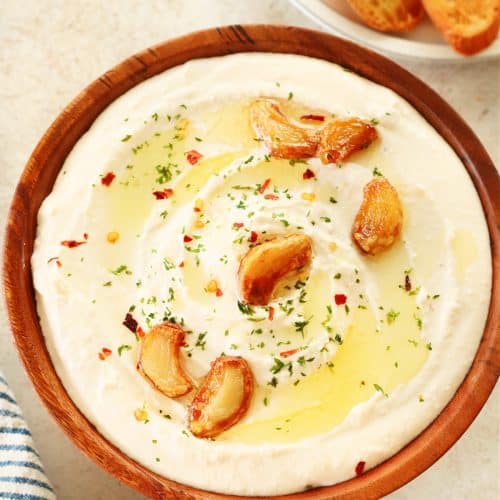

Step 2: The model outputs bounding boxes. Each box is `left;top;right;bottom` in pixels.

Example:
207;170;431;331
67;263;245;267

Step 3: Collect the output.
289;159;307;166
238;301;255;315
195;332;207;350
155;164;172;184
117;344;132;356
374;383;388;397
110;264;131;276
270;358;285;374
386;309;400;325
268;377;278;387
163;258;175;271
414;314;423;330
294;316;312;337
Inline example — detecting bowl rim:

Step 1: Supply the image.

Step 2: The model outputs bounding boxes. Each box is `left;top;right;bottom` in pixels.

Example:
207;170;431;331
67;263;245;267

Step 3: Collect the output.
3;25;499;500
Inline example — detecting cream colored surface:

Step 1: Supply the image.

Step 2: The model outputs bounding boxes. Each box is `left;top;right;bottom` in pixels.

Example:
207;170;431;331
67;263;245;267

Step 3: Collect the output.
0;1;498;499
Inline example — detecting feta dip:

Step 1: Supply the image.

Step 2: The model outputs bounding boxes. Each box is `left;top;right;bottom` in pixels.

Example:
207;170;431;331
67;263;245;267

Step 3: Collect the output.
32;53;491;495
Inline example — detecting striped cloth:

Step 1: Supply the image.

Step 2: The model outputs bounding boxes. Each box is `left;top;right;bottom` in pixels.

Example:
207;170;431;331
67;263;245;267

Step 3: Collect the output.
0;371;55;500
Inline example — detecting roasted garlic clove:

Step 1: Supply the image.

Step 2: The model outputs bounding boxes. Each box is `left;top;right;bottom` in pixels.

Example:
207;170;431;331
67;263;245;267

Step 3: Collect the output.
238;233;312;305
250;98;319;159
188;356;254;438
318;118;378;164
137;322;193;398
352;177;403;255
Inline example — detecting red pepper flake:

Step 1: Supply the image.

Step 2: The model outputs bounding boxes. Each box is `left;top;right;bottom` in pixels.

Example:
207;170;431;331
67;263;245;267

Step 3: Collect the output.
183;235;193;243
360;380;366;386
268;306;275;321
101;172;116;187
194;207;201;213
47;257;62;267
300;114;325;122
122;313;138;333
233;222;244;229
259;178;271;194
334;294;347;305
186;150;203;165
215;288;223;297
249;231;258;243
137;326;145;338
192;408;201;420
61;239;87;248
83;233;89;240
355;461;366;476
98;347;112;361
264;193;279;200
153;188;174;200
179;261;185;268
404;274;412;292
280;348;299;358
302;168;315;180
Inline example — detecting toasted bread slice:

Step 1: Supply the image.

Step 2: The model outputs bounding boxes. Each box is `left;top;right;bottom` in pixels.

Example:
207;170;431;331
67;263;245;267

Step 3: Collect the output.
347;0;424;32
422;0;499;55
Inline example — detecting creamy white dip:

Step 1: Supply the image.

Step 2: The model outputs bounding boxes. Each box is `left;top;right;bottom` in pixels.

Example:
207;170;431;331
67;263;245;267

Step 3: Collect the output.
32;53;491;495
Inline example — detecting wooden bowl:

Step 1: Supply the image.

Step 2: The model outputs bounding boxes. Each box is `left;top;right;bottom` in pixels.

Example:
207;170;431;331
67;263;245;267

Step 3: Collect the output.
3;25;499;499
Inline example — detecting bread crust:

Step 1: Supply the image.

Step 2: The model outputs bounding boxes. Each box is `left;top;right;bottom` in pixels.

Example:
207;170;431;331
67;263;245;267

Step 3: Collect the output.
347;0;424;32
422;0;500;55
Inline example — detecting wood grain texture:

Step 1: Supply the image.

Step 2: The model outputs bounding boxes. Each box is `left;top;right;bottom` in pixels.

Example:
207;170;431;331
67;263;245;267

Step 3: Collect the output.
3;25;499;500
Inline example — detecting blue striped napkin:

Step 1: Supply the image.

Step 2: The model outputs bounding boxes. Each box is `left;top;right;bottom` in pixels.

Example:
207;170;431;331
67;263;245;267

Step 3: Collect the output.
0;371;55;500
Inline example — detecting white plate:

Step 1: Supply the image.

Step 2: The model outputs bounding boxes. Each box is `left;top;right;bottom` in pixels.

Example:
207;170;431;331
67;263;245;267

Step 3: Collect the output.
291;0;500;61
